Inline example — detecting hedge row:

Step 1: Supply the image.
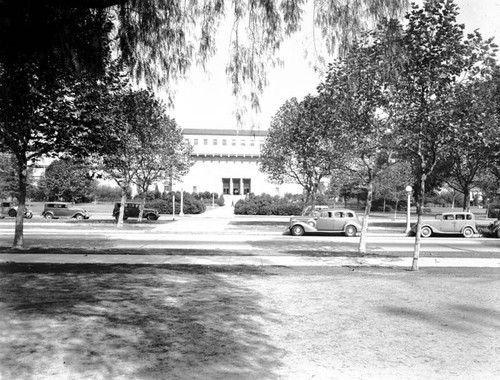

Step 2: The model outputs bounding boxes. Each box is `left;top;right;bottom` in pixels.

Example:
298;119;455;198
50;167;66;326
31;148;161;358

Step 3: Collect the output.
234;194;303;215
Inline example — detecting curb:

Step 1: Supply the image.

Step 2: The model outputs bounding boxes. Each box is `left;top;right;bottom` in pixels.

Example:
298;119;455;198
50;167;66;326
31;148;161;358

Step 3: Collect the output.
1;254;500;268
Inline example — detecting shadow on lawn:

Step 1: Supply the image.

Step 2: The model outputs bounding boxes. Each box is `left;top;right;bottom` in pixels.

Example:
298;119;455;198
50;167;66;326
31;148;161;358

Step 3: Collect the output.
0;264;283;379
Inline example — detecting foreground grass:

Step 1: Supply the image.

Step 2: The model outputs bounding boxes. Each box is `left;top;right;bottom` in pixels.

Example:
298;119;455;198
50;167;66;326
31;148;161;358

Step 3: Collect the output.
1;264;499;379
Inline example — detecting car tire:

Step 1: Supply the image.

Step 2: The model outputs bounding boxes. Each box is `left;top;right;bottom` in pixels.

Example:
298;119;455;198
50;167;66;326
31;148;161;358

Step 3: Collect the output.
462;227;474;238
147;214;158;221
344;225;357;237
25;212;33;219
8;209;17;217
44;213;53;219
75;214;84;220
421;226;432;238
291;225;305;236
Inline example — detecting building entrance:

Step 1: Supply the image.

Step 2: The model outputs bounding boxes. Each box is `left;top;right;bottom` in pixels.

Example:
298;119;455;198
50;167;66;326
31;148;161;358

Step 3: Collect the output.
221;178;251;195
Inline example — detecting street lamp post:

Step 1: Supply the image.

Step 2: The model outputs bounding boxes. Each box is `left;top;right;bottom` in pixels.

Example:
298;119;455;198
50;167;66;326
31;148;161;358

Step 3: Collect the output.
405;185;413;234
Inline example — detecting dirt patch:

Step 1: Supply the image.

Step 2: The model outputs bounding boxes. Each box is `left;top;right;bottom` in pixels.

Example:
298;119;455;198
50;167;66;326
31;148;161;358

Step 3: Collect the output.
0;265;499;379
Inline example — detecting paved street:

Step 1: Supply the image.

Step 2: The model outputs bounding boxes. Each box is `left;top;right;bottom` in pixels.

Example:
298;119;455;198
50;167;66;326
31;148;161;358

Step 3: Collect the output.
1;206;499;267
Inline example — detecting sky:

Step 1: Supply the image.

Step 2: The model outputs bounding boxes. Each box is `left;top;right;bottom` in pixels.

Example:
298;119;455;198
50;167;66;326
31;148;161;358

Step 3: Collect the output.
167;0;500;131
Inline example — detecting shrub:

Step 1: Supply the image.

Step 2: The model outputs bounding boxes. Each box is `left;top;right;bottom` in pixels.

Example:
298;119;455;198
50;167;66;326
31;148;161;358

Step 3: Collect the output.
234;193;303;215
148;192;206;214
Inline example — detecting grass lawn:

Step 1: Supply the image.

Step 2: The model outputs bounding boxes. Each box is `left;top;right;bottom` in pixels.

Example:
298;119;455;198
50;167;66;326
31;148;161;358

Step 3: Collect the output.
1;264;499;379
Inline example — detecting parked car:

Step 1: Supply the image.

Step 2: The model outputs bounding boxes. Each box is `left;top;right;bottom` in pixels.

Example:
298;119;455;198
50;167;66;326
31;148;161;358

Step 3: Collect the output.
288;208;361;237
409;211;478;238
112;202;160;221
0;201;33;219
483;219;500;238
42;202;90;220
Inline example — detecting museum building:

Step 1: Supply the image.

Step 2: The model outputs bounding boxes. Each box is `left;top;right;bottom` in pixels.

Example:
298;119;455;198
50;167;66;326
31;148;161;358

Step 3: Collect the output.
179;128;301;201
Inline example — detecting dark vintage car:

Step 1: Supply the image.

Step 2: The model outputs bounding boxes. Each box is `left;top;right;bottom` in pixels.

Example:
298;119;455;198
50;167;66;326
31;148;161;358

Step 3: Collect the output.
409;211;478;238
0;201;33;219
112;202;160;221
287;208;362;237
483;220;500;238
42;202;90;220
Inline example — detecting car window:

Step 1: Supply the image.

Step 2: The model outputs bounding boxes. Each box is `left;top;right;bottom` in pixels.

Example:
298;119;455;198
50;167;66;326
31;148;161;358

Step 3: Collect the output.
346;212;354;217
466;214;473;220
334;212;345;218
455;214;465;220
443;214;454;220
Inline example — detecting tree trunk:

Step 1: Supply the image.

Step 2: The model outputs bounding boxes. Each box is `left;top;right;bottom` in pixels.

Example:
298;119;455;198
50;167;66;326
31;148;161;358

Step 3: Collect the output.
138;195;146;222
411;175;426;271
463;187;471;212
358;181;373;254
116;189;127;228
13;159;28;248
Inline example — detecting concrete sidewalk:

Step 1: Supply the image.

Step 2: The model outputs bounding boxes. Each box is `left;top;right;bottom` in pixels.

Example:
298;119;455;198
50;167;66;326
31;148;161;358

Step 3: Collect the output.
1;253;500;267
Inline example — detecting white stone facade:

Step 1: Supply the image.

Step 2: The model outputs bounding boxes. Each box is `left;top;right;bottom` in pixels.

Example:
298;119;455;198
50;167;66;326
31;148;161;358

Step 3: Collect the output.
177;128;302;197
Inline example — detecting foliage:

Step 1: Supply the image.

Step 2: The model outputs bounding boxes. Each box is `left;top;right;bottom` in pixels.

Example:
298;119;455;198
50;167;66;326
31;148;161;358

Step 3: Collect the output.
442;77;499;210
260;96;338;207
0;1;408;120
97;88;193;224
234;194;303;216
147;192;206;215
37;159;98;203
318;27;400;252
385;0;498;269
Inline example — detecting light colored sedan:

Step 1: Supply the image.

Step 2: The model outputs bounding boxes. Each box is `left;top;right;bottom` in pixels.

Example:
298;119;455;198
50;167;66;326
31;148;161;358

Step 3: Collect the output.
288;209;362;237
410;212;478;238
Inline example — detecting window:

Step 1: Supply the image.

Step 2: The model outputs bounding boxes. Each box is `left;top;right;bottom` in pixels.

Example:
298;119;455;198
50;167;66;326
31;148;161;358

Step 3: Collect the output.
250;140;255;146
194;139;198;145
241;140;245;146
203;139;208;145
213;139;217;145
222;139;227;146
443;214;454;220
231;139;236;146
466;214;473;220
456;214;465;220
334;212;345;218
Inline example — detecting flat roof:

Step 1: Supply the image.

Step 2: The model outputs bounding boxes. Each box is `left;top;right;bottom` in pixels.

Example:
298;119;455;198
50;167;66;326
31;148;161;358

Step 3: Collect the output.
182;128;268;137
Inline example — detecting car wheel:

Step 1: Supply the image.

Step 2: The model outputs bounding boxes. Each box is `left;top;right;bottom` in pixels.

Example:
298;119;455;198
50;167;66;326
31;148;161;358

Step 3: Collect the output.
344;225;357;237
44;213;53;219
462;227;474;238
147;214;158;221
421;226;432;238
8;209;17;217
25;212;33;219
75;214;84;220
291;225;305;236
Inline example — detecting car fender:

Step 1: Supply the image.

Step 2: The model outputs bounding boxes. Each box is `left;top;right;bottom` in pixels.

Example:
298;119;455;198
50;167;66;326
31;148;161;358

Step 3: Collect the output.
343;223;361;232
290;221;318;233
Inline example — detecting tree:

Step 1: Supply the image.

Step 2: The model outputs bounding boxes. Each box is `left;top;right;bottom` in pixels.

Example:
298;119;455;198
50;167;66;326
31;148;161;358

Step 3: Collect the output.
374;161;414;216
127;91;193;222
99;89;192;226
40;159;98;202
318;30;398;253
390;0;497;270
1;1;409;119
0;62;126;247
441;78;499;211
260;96;339;210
